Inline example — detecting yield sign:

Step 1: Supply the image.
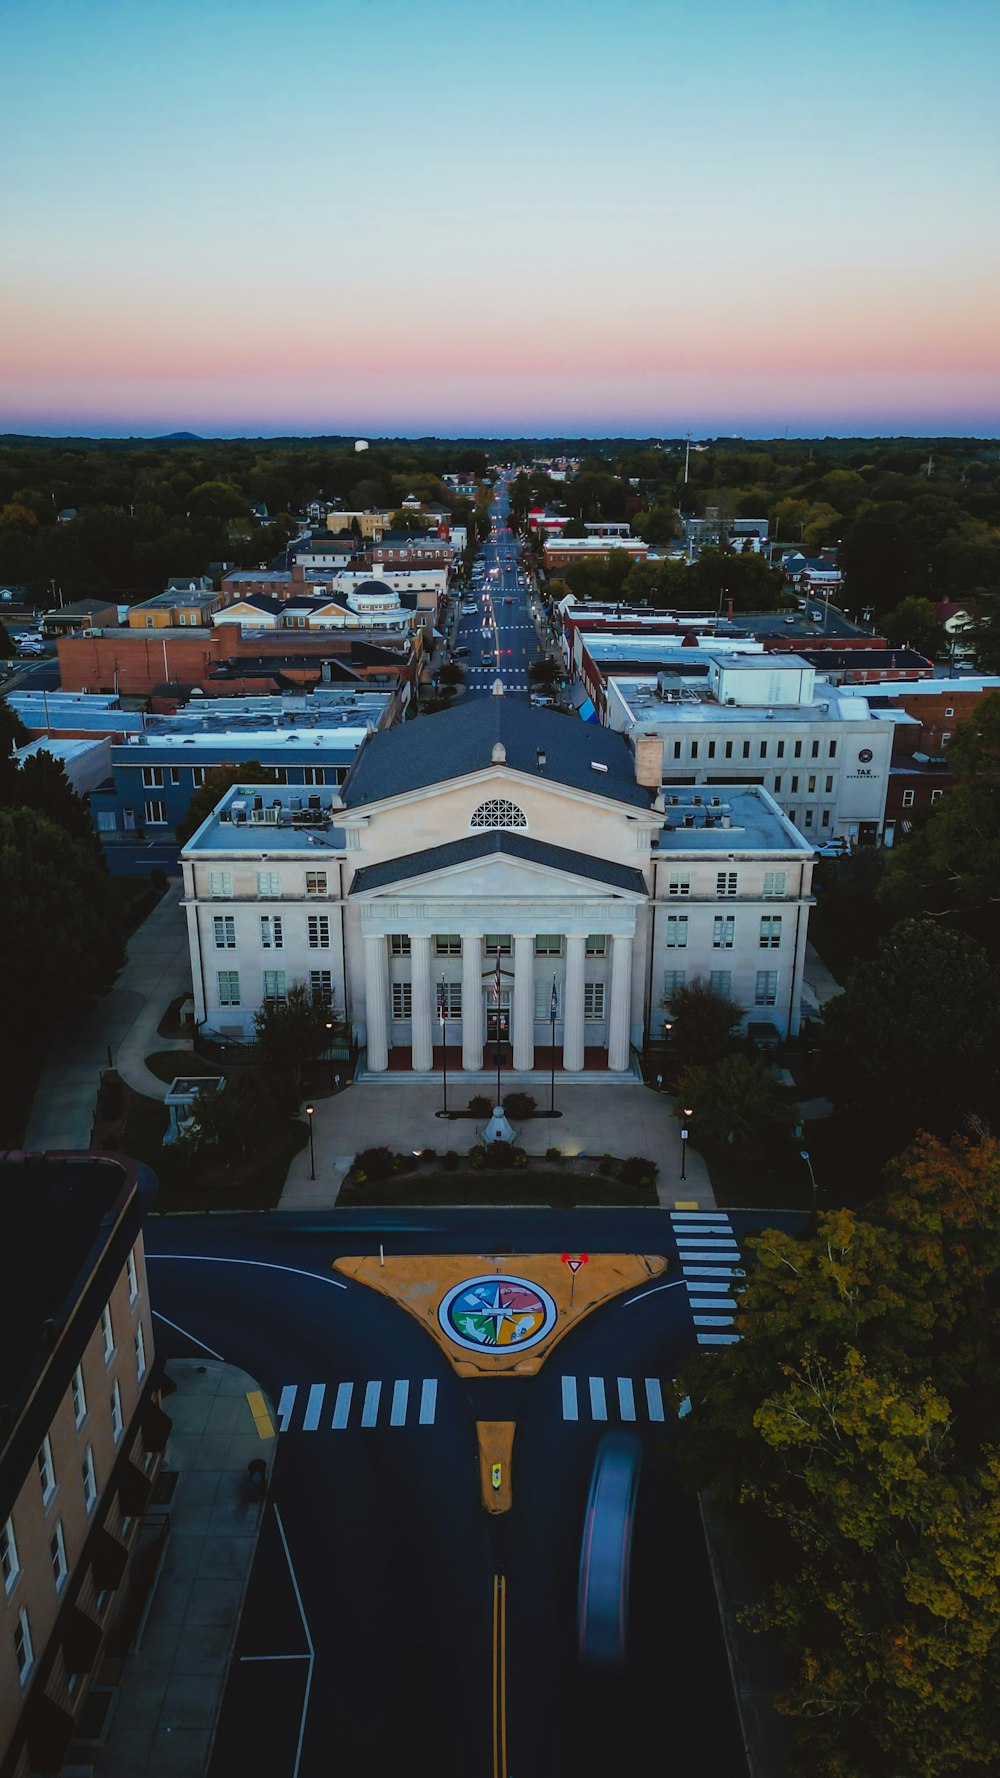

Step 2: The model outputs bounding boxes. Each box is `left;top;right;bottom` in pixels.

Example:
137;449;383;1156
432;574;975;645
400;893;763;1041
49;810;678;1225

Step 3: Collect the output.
561;1252;589;1274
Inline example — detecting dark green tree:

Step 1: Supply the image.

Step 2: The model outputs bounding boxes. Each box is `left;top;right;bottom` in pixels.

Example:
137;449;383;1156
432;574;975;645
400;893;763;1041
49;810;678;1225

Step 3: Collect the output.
663;975;743;1071
254;980;333;1095
882;595;946;658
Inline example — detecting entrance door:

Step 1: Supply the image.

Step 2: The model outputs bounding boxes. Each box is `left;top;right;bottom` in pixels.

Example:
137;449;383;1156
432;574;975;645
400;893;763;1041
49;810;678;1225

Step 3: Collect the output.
123;808;136;833
486;993;510;1044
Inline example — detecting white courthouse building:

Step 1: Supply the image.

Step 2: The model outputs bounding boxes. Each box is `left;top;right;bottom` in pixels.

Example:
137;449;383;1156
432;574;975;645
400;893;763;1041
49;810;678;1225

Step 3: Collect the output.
180;695;817;1074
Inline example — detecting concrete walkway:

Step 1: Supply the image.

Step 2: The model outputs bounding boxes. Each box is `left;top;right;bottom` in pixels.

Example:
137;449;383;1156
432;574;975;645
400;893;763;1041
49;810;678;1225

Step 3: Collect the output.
92;1360;273;1778
802;941;843;1011
279;1080;716;1211
24;883;192;1149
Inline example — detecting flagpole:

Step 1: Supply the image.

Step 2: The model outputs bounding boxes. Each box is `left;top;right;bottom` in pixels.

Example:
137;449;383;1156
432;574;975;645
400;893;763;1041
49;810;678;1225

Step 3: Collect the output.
439;979;448;1116
549;974;557;1114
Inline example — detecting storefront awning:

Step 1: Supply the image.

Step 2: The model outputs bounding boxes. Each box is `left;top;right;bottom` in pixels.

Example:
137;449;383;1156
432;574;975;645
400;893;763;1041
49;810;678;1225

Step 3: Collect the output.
141;1398;173;1453
25;1692;75;1772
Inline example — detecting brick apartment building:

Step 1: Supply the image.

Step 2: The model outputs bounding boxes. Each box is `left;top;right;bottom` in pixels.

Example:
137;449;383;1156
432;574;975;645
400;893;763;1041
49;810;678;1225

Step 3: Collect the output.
0;1153;168;1778
57;625;419;699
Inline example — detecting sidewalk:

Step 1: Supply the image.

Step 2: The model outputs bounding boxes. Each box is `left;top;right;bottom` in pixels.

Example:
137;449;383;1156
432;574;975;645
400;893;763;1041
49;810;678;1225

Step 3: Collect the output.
92;1360;273;1778
279;1080;716;1211
24;883;192;1149
700;1494;792;1778
802;941;843;1011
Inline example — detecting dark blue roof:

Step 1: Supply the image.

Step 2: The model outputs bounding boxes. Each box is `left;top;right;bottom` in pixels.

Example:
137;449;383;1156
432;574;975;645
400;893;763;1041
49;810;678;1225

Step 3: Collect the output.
343;696;652;810
350;829;648;895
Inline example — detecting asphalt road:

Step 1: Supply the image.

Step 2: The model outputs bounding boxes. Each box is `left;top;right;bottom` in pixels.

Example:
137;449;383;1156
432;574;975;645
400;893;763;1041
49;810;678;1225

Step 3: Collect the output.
455;480;543;699
146;1207;802;1777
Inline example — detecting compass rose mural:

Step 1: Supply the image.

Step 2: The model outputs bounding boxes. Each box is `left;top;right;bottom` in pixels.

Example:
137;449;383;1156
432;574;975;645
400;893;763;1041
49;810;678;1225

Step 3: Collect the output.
438;1274;558;1353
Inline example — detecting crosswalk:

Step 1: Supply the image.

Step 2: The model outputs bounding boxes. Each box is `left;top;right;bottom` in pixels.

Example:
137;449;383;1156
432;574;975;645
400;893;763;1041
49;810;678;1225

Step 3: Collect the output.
670;1211;745;1346
276;1379;439;1433
560;1375;668;1424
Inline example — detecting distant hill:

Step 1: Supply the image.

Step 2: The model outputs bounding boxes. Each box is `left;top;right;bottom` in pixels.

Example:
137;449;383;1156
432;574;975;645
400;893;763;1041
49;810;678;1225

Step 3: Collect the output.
152;431;203;442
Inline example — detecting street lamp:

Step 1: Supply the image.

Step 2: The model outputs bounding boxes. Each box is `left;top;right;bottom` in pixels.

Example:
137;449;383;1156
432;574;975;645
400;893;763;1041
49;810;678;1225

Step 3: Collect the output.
680;1107;693;1181
306;1105;316;1181
800;1149;819;1227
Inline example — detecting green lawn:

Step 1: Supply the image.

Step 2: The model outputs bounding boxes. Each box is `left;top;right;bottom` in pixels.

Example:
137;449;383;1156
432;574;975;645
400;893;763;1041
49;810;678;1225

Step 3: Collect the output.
337;1169;657;1208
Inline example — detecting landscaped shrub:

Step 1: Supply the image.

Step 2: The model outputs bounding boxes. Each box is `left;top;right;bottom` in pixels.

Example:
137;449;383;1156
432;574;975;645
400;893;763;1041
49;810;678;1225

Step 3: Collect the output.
468;1095;491;1116
352;1146;395;1183
598;1152;615;1177
620;1154;657;1189
468;1145;486;1169
513;1148;528;1169
418;1147;437;1164
442;1149;459;1171
545;1146;562;1163
503;1091;537;1119
485;1140;515;1169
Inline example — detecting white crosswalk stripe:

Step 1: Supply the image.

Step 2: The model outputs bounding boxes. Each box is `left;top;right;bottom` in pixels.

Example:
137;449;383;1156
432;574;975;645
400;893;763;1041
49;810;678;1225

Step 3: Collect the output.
559;1376;671;1424
276;1380;438;1431
671;1211;746;1347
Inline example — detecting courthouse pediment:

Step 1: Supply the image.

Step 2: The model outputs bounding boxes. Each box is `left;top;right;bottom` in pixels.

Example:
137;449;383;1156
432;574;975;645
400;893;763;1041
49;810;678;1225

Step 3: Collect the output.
349;830;648;901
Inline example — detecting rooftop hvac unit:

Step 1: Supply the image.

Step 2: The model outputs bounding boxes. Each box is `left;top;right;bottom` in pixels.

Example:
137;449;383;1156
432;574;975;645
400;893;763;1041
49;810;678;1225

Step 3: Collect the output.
683;814;694;827
308;794;322;809
704;815;715;827
693;794;702;805
290;796;302;811
721;815;732;828
711;796;721;806
253;795;263;811
669;793;679;805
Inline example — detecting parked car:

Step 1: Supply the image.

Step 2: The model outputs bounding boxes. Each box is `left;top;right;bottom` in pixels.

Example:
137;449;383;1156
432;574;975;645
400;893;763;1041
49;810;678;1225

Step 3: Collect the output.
17;640;45;656
815;836;850;858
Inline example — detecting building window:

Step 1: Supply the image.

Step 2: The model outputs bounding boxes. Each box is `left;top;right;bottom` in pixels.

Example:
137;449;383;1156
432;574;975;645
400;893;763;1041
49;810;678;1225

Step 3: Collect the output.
97;810;117;832
724;741;733;759
213;915;236;948
663;969;686;1004
821;810;831;827
1;1518;19;1595
308;914;331;948
759;740;767;759
101;1304;114;1363
665;916;688;949
135;1323;146;1381
690;741;698;760
256;871;281;897
218;970;240;1006
776;740;785;759
71;1366;87;1426
584;982;605;1020
901;790;915;808
14;1607;33;1684
391;982;412;1020
707;741;716;759
484;934;512;955
709;969;732;996
439;981;462;1018
111;1381;123;1444
260;915;283;949
742;740;750;759
828;740;837;758
713;916;735;949
192;767;207;787
126;1247;138;1302
804;809;814;828
141;766;164;788
716;871;738;896
310;969;334;1005
209;871;233;898
944;707;954;718
825;775;834;793
470;799;527;830
50;1521;68;1592
301;767;326;786
755;970;778;1007
144;800;167;826
764;871;788;897
585;934;607;955
760;916;782;948
82;1447;98;1514
931;789;943;802
807;776;817;793
389;934;411;957
263;970;287;1004
773;776;782;793
434;935;462;956
535;934;562;956
811;739;820;758
667;873;690;898
38;1435;56;1503
169;767;180;785
305;870;327;895
790;775;799;793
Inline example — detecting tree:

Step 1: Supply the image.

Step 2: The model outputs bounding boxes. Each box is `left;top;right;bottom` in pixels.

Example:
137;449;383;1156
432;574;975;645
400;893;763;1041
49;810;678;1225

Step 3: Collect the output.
183;1074;288;1165
437;661;465;688
1;806;124;1051
14;750;100;848
882;595;946;658
822;919;1000;1158
631;505;680;547
186;481;248;519
676;1052;795;1155
254;981;333;1095
878;697;1000;935
663;975;742;1071
528;658;559;689
175;761;280;846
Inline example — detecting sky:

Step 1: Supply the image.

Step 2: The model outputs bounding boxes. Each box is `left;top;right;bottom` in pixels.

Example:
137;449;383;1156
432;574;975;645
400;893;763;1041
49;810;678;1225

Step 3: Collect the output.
1;0;998;438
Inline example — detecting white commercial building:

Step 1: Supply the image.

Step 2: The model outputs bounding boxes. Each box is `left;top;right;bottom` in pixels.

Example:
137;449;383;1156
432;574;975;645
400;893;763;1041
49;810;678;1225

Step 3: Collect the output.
606;654;891;845
181;696;815;1067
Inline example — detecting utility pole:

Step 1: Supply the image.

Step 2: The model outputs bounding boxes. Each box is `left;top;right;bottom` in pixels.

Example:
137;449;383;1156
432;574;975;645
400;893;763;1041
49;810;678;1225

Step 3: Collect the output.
683;432;691;485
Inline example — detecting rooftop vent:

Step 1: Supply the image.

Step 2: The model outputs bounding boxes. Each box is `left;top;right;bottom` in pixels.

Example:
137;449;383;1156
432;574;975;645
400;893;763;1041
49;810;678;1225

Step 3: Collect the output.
591;761;608;774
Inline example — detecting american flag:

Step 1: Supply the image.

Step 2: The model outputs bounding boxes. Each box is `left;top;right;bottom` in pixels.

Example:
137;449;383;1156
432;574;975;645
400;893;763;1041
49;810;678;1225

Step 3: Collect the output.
438;983;448;1024
493;954;501;1003
550;977;558;1021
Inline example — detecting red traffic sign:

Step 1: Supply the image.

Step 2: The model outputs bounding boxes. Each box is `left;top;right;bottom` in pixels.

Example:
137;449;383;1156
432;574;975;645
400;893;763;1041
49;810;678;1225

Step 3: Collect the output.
561;1252;589;1273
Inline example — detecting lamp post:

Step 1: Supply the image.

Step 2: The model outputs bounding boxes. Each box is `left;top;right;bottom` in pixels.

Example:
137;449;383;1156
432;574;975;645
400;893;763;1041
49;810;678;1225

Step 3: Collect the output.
306;1104;316;1181
800;1148;819;1227
680;1107;693;1181
493;1043;506;1109
325;1020;334;1090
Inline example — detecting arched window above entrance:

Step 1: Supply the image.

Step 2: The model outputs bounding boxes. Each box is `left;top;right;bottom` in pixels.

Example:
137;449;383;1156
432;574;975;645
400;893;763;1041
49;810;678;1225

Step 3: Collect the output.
470;798;527;830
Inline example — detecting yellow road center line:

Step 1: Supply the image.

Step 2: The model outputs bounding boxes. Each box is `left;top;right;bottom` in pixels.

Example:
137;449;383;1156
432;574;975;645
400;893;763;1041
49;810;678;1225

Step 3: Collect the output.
500;1574;508;1778
492;1575;499;1778
245;1390;275;1439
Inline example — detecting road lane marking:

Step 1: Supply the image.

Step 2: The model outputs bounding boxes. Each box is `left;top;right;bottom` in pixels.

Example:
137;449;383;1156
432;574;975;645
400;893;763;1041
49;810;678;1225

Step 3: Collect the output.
645;1378;665;1421
682;1265;745;1279
151;1309;224;1361
147;1254;348;1289
390;1379;409;1426
675;1250;741;1262
589;1376;607;1420
277;1386;297;1432
624;1278;685;1306
561;1375;578;1420
419;1378;437;1424
273;1506;314;1778
361;1380;382;1427
618;1377;636;1421
303;1384;325;1431
332;1381;353;1429
690;1298;738;1312
694;1314;735;1327
246;1390;275;1439
671;1211;730;1222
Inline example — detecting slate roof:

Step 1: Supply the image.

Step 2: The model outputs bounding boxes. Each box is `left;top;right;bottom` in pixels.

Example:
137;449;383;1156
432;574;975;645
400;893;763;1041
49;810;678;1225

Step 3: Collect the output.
350;830;648;896
342;695;653;810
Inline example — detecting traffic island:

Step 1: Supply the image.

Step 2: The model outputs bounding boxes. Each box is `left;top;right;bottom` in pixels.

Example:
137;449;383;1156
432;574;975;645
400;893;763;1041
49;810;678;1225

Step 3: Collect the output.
334;1252;668;1376
477;1421;514;1513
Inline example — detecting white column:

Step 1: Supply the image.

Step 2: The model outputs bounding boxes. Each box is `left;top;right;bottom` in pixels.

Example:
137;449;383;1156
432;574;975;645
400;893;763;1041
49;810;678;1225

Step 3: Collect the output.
462;933;483;1071
608;934;633;1072
562;934;586;1072
186;901;206;1025
364;935;389;1072
410;935;434;1072
513;934;535;1072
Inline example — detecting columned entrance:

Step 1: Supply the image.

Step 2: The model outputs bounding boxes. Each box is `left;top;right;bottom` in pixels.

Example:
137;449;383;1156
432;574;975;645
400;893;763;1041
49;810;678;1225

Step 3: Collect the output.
486;997;511;1045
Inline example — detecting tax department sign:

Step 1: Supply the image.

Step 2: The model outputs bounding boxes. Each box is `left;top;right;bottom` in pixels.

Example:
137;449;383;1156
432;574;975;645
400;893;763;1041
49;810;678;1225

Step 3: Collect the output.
438;1274;557;1353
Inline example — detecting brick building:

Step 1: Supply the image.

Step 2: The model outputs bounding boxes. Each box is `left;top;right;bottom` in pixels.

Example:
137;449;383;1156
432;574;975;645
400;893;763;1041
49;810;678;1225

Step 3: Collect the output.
57;625;420;699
